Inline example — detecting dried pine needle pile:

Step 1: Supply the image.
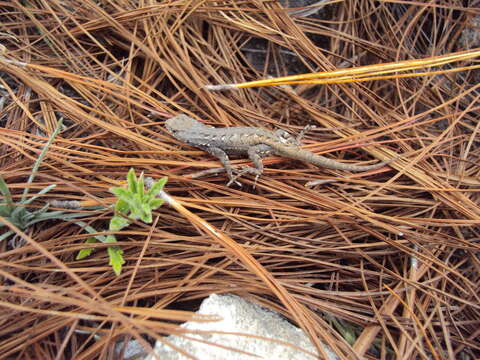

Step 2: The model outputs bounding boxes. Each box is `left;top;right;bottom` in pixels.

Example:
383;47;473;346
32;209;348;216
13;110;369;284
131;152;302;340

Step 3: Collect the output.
0;1;479;359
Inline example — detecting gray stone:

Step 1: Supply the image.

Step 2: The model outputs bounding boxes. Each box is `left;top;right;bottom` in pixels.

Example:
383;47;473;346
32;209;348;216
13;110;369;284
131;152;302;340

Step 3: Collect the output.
147;294;339;360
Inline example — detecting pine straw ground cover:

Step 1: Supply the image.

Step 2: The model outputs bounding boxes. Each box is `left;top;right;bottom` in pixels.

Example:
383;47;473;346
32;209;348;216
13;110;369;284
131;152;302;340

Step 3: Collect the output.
0;1;479;359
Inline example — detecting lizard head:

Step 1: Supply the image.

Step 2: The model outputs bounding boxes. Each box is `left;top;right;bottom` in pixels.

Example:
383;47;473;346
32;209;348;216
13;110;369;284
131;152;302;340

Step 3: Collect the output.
165;115;205;138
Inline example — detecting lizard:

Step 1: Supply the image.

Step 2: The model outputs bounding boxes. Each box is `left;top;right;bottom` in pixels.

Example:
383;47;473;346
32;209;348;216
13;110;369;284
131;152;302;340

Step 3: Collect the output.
165;114;391;186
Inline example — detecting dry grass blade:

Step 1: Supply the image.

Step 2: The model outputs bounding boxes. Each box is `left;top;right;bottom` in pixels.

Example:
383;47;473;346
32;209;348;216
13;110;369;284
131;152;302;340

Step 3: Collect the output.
0;1;479;359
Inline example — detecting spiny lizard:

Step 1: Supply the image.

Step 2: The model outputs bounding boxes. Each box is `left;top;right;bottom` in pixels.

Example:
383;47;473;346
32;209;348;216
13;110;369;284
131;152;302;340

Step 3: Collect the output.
165;114;391;186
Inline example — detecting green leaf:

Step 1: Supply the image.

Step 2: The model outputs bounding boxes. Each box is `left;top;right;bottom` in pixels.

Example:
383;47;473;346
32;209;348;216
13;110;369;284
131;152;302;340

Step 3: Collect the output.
22;118;63;202
111;190;138;212
110;187;132;201
22;184;56;205
127;168;137;194
0;230;13;242
105;234;117;243
115;199;130;214
108;246;125;276
25;210;69;226
140;203;152;223
137;172;145;200
10;207;29;229
0;205;13;217
76;237;98;260
148;198;164;210
0;176;13;205
109;215;130;231
133;192;142;204
33;211;93;223
140;212;152;224
75;221;107;243
128;202;143;221
33;203;50;215
146;177;168;198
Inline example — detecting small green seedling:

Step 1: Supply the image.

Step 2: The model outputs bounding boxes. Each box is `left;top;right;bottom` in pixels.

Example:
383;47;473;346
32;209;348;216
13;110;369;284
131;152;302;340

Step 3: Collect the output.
77;168;168;275
0;119;90;243
0;176;90;242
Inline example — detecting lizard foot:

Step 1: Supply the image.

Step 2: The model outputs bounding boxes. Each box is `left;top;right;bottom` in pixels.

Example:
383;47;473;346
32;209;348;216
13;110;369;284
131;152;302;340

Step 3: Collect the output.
226;168;248;187
296;124;316;143
226;166;261;188
226;177;242;187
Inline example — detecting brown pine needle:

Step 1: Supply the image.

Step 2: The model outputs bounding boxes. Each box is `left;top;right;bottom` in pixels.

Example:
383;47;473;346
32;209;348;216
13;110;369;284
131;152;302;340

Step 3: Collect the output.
1;1;479;359
205;49;480;89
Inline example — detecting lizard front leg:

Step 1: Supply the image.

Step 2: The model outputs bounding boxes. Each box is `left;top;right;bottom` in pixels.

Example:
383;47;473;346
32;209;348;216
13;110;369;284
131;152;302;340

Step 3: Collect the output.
204;147;241;186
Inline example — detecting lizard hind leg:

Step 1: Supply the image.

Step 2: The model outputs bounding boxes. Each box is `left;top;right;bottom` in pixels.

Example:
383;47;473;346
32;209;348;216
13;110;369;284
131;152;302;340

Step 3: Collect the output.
204;147;242;187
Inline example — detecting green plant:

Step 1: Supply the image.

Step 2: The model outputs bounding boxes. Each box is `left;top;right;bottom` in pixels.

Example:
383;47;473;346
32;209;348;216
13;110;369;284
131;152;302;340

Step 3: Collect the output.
0;118;90;242
77;168;168;275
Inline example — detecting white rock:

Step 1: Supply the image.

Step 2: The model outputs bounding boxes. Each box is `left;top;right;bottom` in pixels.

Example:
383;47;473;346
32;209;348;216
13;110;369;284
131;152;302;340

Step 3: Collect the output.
147;294;339;360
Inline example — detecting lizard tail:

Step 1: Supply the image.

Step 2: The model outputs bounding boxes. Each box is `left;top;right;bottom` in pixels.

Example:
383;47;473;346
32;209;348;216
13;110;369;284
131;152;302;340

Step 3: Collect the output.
276;146;391;172
310;155;391;172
